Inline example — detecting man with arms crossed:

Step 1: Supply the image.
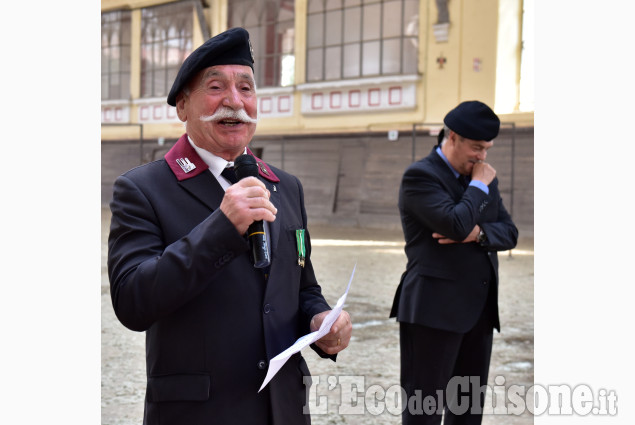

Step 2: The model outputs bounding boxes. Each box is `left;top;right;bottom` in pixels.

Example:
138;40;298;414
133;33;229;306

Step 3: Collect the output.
391;101;518;424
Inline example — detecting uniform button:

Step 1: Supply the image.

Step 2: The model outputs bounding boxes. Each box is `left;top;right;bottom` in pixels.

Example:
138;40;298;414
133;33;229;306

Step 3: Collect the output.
263;303;271;314
257;360;267;370
483;281;488;285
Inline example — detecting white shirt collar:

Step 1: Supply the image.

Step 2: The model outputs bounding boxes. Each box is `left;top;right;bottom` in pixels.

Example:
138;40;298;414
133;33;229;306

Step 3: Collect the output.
435;146;460;178
187;136;247;186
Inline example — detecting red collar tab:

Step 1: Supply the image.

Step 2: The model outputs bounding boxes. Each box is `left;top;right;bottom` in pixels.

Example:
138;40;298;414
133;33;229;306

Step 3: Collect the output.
165;134;209;181
164;137;279;183
246;148;280;183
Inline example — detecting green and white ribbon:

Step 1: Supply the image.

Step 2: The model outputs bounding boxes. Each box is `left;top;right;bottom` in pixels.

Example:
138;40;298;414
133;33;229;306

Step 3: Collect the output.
295;229;306;267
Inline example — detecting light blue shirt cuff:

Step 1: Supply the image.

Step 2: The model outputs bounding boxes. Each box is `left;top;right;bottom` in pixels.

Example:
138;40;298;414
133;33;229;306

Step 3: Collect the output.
469;180;489;195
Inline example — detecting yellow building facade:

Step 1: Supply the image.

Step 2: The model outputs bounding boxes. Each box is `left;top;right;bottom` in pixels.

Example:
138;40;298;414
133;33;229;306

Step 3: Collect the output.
101;0;534;232
102;0;533;139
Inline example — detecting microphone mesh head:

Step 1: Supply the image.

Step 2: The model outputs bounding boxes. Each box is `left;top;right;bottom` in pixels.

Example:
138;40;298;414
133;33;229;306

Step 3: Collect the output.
234;154;259;179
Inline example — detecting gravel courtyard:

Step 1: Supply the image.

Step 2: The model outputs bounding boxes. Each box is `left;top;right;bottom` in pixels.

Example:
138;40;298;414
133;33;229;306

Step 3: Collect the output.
101;208;534;425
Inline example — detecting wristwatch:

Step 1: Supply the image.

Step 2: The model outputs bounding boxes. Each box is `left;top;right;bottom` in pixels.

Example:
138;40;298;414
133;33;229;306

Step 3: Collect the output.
476;228;487;244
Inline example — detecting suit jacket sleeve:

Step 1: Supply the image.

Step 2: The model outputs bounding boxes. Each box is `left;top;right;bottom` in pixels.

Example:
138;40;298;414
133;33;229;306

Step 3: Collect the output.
478;181;518;252
401;163;517;250
108;173;251;332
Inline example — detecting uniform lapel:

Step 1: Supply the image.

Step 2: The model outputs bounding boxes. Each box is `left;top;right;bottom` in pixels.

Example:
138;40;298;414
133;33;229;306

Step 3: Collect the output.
429;147;465;198
165;134;224;211
267;180;281;256
179;171;225;211
163;139;282;239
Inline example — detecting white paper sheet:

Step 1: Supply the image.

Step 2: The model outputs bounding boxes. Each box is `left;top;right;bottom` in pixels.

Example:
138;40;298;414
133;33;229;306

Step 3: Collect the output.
258;264;355;392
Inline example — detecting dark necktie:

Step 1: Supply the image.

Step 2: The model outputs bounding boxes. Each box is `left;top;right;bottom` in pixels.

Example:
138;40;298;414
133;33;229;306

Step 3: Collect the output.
221;166;238;184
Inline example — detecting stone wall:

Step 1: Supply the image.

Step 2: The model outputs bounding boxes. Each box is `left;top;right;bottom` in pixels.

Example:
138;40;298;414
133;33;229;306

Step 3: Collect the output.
101;126;534;235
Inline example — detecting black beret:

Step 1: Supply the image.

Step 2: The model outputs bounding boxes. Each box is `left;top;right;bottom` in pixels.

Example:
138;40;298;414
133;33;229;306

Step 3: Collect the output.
167;27;255;106
443;100;500;141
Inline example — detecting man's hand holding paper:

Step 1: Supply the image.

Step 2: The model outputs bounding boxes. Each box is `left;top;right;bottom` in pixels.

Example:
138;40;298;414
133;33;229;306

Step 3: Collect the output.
258;265;355;392
310;309;352;355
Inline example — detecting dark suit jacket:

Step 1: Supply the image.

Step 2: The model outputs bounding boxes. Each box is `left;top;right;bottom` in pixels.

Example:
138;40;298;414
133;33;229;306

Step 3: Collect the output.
108;134;332;425
390;147;518;333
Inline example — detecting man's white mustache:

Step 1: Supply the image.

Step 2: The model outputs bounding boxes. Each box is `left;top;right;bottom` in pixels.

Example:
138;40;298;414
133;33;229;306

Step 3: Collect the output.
200;107;258;124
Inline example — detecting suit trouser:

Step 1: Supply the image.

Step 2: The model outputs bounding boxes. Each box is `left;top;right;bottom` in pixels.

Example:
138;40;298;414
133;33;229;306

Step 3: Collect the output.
399;292;495;425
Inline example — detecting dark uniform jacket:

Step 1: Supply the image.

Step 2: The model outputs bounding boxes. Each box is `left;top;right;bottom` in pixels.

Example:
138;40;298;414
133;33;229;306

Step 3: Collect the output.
108;134;332;425
390;147;518;333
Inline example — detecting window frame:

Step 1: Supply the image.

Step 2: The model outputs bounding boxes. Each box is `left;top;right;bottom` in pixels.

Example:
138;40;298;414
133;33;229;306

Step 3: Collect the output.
139;0;195;99
228;0;296;88
101;9;132;100
306;0;418;82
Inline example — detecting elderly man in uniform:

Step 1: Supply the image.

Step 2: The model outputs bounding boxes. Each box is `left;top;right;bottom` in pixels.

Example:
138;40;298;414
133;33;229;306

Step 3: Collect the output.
391;101;518;424
108;27;352;425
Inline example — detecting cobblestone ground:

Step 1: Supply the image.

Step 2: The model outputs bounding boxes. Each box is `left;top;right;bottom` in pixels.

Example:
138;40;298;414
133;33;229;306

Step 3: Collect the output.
102;208;534;424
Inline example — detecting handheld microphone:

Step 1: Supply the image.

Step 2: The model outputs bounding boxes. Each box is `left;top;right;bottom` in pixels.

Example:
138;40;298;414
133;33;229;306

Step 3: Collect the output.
233;154;271;268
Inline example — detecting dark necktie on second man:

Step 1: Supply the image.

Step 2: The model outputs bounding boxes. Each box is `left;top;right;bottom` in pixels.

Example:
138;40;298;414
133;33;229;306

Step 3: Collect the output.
458;174;470;190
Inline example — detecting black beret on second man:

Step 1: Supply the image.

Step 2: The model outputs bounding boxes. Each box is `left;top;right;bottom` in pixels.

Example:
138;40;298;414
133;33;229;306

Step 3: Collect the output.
167;27;255;106
442;100;500;143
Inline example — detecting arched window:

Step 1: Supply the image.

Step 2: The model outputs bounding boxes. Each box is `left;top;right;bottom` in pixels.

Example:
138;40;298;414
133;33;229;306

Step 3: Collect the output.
229;0;296;87
140;1;194;98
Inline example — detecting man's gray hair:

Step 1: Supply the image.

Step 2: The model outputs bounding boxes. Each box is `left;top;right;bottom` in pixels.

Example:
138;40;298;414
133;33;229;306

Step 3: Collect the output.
440;125;451;146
